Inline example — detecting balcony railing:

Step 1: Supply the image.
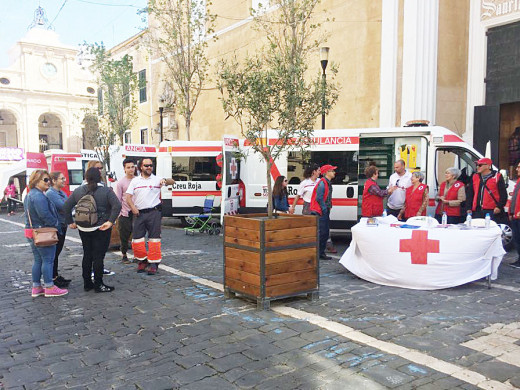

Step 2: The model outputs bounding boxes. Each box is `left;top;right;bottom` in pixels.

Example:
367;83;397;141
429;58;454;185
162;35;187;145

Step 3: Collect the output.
39;143;63;153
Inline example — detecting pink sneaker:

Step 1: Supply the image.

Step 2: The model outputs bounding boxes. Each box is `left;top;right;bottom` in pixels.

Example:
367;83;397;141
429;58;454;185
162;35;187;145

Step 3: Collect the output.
44;285;68;297
31;286;45;297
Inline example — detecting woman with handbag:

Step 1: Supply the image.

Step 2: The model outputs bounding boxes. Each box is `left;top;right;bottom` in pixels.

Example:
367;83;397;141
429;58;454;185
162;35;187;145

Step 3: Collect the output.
24;170;68;298
64;167;121;293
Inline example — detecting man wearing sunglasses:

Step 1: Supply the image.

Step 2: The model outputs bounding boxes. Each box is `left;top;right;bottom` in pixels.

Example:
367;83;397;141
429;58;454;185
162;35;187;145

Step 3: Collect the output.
466;157;507;222
125;158;175;275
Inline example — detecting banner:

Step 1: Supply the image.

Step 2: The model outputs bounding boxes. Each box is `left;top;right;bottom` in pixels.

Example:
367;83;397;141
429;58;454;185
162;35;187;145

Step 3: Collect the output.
0;147;23;161
26;152;48;169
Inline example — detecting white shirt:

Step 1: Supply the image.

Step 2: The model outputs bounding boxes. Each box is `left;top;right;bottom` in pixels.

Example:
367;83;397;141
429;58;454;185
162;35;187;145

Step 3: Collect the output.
387;170;412;210
126;174;162;210
297;178;318;203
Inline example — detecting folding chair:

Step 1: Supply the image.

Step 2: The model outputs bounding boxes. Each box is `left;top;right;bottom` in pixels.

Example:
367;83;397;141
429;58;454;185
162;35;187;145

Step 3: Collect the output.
184;195;221;235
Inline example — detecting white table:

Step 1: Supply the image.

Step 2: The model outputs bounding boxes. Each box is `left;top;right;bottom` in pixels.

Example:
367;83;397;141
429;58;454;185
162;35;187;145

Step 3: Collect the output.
339;220;505;290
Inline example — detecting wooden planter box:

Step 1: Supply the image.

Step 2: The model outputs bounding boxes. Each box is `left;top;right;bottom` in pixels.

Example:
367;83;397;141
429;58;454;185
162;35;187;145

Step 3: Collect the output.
223;213;319;309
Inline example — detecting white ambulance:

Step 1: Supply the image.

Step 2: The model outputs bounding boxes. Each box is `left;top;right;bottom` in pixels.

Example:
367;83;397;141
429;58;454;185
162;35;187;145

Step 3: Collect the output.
45;149;98;195
156;141;222;224
221;126;512;233
108;144;158;182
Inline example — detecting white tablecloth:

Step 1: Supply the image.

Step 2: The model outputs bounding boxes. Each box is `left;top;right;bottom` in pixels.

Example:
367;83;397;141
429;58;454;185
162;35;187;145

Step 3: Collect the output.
339;221;506;290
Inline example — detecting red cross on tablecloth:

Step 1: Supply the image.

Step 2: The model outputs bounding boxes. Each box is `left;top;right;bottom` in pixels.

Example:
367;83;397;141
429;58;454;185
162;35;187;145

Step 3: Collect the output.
399;230;440;264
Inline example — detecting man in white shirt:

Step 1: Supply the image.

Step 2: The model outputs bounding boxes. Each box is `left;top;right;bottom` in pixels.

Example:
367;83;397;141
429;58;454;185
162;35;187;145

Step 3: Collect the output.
386;159;412;218
125;158;174;275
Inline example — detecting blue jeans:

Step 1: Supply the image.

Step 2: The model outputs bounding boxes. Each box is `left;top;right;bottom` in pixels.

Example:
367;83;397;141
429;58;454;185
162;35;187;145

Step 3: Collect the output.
317;210;330;257
511;219;520;259
28;239;56;287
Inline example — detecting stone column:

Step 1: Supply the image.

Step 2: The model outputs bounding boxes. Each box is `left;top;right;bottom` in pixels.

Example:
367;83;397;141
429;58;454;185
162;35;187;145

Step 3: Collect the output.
379;0;399;128
400;0;439;126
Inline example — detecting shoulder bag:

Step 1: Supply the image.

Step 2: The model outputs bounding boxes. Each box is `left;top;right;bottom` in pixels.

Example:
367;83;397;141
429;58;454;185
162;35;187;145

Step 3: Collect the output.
27;196;58;247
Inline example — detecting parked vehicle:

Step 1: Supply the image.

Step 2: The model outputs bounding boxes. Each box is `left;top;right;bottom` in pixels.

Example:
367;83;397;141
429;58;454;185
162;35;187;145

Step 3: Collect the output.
156;141;222;225
220;126;514;249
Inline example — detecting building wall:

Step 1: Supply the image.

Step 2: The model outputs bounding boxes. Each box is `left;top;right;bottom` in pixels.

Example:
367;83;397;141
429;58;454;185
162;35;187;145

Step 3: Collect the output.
117;0;472;143
0;27;97;166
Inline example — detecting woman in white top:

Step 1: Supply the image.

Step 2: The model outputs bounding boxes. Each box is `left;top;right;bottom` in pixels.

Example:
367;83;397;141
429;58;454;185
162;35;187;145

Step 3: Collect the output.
289;164;320;215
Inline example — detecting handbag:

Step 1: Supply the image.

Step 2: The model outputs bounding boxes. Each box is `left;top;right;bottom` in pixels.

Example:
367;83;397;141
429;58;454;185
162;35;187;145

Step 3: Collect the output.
27;197;59;247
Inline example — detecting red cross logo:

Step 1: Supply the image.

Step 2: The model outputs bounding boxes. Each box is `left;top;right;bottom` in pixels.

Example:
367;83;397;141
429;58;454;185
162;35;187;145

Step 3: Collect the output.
230;158;238;179
399;230;439;265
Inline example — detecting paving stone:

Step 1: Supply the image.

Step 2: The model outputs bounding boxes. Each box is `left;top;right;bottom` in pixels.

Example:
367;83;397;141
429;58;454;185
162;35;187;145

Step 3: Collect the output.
207;353;251;373
233;371;269;388
3;366;51;387
174;364;217;385
182;376;237;389
361;365;414;388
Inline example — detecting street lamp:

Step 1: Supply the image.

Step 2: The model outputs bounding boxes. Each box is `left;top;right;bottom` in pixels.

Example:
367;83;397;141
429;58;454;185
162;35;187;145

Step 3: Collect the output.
41;116;48;127
320;47;330;130
158;99;165;143
0;115;4;125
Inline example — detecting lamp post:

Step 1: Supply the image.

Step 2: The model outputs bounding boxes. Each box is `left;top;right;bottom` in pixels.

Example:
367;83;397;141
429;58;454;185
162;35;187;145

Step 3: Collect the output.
158;99;165;143
320;47;329;130
42;116;48;127
0;115;4;125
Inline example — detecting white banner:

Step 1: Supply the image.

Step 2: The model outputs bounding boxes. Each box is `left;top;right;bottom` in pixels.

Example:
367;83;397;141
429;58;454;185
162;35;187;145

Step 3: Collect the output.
340;222;505;290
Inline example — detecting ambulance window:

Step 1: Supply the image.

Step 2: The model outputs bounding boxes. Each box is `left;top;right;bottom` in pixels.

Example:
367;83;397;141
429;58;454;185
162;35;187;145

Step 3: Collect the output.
435;148;477;187
68;170;83;185
171;156;220;181
311;151;358;185
287;151;358;184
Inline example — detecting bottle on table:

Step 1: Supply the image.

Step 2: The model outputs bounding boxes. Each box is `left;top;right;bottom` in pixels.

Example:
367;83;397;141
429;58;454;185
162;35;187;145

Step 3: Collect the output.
485;213;490;228
442;212;447;225
466;211;472;227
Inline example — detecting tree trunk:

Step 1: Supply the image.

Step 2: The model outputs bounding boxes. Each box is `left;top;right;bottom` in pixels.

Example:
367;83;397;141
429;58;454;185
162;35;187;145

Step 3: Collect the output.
266;161;273;218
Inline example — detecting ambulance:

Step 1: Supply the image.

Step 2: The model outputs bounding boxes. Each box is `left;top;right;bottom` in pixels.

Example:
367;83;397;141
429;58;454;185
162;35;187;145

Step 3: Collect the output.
44;149;99;195
221;126;513;237
108;144;158;182
156;141;222;224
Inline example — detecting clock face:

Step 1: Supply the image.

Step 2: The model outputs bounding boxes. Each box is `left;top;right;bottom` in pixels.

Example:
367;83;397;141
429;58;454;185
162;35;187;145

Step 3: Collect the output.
41;62;57;78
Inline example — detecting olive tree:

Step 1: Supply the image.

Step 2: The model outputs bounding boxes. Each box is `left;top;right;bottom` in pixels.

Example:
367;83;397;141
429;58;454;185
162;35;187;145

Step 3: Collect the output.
218;0;339;217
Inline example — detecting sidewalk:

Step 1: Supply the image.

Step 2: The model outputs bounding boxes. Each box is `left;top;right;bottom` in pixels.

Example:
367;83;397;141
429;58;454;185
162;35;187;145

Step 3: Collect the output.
1;214;519;389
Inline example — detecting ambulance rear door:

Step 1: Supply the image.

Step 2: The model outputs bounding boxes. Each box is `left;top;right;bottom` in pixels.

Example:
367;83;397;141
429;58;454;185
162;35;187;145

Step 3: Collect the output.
221;136;241;225
358;131;430;217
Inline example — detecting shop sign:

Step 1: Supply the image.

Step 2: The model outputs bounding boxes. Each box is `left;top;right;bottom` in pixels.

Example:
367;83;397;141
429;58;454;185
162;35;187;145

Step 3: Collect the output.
482;0;520;21
0;147;23;161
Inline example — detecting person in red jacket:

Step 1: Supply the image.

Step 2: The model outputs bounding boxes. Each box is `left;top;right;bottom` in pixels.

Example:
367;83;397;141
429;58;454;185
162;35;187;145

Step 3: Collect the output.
310;164;336;260
509;161;520;268
434;167;466;224
466;157;507;222
361;165;396;217
398;171;428;220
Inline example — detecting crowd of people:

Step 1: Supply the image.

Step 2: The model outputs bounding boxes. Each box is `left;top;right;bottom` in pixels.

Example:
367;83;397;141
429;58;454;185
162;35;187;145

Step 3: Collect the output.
23;157;174;298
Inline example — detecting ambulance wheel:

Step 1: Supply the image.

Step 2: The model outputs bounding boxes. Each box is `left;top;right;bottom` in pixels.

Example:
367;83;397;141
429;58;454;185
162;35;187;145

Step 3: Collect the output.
499;223;513;251
180;217;190;227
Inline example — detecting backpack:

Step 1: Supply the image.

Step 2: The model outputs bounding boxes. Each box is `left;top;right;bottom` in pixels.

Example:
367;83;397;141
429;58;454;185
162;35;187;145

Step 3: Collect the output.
74;188;98;227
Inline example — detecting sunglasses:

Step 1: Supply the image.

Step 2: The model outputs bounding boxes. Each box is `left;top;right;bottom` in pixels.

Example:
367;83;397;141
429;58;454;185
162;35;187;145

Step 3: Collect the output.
143;164;153;168
42;178;50;183
283;179;288;183
95;167;103;170
477;164;487;167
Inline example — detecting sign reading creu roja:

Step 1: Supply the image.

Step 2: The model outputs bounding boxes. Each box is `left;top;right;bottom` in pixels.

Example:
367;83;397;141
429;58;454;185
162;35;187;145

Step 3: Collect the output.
481;0;520;21
26;152;48;169
0;147;23;161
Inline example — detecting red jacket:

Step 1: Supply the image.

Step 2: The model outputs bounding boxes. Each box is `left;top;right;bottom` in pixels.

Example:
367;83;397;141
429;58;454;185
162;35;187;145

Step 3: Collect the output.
309;178;330;216
362;179;384;217
472;172;502;211
435;181;463;216
404;184;427;219
510;178;520;219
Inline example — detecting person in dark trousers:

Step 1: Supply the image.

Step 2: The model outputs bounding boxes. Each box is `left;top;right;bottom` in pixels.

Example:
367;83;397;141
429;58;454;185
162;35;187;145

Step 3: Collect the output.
46;171;71;288
64;168;121;293
509;161;520;269
114;158;136;264
310;164;336;260
4;178;18;216
466;157;507;222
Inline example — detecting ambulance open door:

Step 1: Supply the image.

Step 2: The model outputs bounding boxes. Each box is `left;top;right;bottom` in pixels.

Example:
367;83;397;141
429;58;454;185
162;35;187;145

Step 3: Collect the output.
221;136;241;225
358;133;429;218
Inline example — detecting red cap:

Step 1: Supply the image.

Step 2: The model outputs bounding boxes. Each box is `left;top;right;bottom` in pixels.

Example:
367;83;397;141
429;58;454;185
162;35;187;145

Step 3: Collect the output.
320;164;337;174
476;158;492;165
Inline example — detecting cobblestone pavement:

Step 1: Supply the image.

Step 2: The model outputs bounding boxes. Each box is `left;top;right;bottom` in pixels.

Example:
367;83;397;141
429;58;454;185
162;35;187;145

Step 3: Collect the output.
1;213;520;389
